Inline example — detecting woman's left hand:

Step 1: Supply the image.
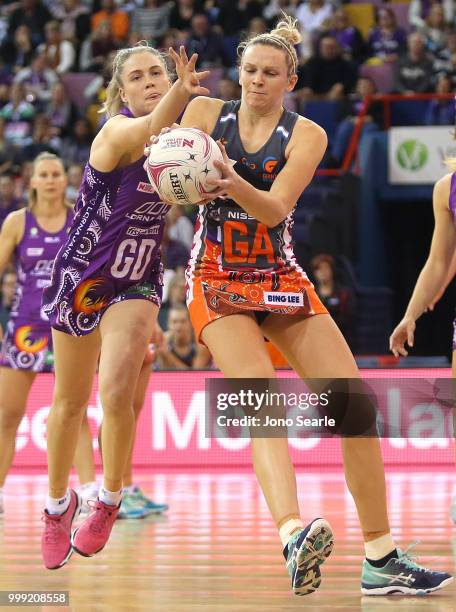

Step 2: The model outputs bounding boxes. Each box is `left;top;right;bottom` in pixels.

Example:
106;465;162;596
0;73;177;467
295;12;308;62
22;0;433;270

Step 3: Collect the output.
169;46;210;97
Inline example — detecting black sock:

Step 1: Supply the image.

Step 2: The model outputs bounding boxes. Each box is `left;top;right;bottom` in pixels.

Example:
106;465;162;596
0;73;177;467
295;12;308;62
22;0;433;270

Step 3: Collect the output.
366;548;398;568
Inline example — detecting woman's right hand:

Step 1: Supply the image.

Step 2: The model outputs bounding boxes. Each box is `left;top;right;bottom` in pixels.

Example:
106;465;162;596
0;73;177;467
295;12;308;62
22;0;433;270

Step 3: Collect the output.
144;125;178;157
389;317;416;357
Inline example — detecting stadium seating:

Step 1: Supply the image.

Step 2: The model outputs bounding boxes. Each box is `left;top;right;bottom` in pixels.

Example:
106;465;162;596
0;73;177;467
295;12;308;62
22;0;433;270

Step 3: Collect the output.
359;63;394;94
388;2;413;33
343;4;376;39
301;100;341;144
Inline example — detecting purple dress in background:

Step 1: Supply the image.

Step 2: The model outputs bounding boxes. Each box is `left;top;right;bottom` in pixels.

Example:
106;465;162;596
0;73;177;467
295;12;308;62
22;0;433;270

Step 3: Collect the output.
1;209;73;371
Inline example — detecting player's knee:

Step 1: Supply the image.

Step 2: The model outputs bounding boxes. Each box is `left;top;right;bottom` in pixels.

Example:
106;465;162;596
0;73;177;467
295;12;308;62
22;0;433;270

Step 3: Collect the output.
52;394;88;420
99;381;133;415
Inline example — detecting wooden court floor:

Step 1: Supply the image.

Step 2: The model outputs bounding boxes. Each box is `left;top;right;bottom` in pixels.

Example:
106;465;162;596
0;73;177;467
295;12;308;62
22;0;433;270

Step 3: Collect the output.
0;470;455;611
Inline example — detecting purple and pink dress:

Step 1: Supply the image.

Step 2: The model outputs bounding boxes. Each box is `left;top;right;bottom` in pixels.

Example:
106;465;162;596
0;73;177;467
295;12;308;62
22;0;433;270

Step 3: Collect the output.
1;209;73;372
42;110;171;337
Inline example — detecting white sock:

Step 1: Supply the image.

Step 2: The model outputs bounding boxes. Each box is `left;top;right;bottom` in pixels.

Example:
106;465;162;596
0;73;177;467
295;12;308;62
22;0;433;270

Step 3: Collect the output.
80;480;97;489
364;533;396;561
279;518;304;548
123;484;135;494
46;490;71;515
99;485;122;507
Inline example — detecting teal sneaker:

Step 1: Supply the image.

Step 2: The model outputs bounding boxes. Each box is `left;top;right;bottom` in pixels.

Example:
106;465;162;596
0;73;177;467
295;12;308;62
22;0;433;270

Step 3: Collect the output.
361;543;453;595
131;486;168;514
285;518;334;596
117;492;151;520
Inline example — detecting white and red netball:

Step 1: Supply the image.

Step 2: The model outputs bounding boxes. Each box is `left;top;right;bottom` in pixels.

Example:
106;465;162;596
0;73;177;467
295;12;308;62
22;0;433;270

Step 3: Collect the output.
145;127;223;205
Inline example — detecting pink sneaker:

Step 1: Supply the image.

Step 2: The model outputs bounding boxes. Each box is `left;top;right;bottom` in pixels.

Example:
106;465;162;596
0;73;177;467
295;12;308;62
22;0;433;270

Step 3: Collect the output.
71;499;120;557
41;489;82;570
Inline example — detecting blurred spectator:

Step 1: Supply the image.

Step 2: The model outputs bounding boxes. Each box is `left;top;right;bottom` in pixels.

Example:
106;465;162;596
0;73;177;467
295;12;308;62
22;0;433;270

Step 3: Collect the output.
80;19;119;72
14;51;58;106
216;77;240;101
418;3;451;57
167;205;194;250
0;267;17;332
157;30;180;54
0;24;35;75
331;76;383;165
7;0;52;45
424;74;455;124
296;0;333;59
158;271;186;330
0;60;11;87
434;51;456;88
0;174;22;227
263;0;298;27
65;162;83;205
0;81;35;145
296;35;358;102
409;0;454;31
0;83;10;108
130;0;171;45
50;0;90;49
155;304;211;370
185;13;232;69
213;1;246;66
367;7;407;64
83;52;115;130
310;254;356;346
327;8;366;64
237;0;266;26
245;16;268;38
433;30;456;75
91;0;129;44
0;117;17;174
18;114;60;162
393;32;434;94
14;159;33;202
44;81;79;138
169;0;202;39
0;6;11;47
37;20;76;75
61;117;93;165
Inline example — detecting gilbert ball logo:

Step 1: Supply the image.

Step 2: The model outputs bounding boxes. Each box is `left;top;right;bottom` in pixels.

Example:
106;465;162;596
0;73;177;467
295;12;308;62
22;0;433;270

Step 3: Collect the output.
396;140;428;171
